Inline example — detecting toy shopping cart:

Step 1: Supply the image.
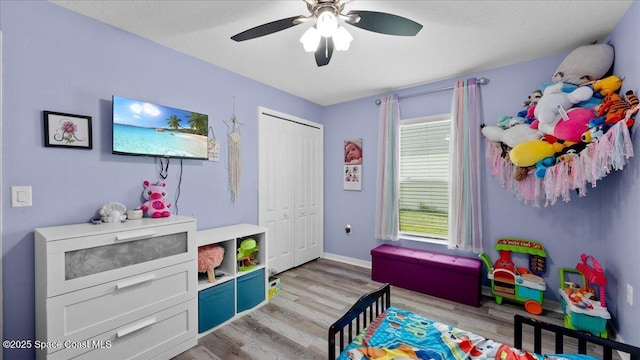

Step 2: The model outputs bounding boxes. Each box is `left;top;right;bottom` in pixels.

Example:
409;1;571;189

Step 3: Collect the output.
559;254;610;337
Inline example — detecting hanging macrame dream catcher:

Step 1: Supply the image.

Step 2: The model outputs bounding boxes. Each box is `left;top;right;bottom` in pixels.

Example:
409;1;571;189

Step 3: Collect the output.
227;100;242;204
482;43;638;207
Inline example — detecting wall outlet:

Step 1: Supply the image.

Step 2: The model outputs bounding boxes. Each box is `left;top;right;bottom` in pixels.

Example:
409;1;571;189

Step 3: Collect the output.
627;284;634;306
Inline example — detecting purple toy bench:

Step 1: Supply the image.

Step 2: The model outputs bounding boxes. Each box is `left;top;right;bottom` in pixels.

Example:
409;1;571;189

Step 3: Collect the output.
371;244;482;307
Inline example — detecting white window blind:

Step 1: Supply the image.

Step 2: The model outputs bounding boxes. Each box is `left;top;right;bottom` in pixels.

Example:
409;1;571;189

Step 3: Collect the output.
399;115;450;240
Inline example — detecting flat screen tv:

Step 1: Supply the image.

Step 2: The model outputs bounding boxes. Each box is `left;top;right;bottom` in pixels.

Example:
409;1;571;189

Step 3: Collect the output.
112;95;208;160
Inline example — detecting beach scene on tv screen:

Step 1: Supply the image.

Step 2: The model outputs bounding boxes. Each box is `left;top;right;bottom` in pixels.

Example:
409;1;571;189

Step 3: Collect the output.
113;96;208;159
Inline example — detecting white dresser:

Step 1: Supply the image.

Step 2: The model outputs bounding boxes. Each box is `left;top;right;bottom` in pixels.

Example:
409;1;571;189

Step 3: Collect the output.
34;216;198;360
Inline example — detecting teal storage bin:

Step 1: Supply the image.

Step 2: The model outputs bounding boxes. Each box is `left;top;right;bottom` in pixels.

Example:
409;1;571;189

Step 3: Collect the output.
198;280;235;333
237;268;265;312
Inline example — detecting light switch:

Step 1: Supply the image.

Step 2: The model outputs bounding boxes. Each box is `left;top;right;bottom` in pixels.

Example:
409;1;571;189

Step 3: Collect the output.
11;186;32;207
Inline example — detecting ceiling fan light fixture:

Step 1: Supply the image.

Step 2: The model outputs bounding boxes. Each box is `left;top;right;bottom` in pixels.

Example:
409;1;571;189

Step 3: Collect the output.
300;26;321;52
333;26;353;51
231;0;424;67
316;9;338;37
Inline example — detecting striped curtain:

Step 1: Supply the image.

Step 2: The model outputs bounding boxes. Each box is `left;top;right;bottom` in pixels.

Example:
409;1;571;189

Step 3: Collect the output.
375;95;401;241
448;78;483;252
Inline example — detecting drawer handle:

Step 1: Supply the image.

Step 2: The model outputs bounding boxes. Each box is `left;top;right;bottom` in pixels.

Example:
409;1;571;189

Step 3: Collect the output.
115;230;156;242
116;317;156;338
116;274;156;289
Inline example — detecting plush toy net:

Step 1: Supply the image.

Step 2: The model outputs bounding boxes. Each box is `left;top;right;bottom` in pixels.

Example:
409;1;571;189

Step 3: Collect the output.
486;121;634;207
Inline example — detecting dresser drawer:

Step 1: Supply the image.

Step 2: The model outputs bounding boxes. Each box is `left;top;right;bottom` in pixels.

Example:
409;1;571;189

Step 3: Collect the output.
45;301;197;360
44;262;196;350
36;219;196;297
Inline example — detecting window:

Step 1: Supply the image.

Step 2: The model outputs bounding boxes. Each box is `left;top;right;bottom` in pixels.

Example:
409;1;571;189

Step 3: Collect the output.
399;114;450;241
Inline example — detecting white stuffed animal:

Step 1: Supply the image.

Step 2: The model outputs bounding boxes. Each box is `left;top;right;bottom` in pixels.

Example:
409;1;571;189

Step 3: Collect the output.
99;203;127;223
482;124;543;149
534;82;593;135
551;43;614;86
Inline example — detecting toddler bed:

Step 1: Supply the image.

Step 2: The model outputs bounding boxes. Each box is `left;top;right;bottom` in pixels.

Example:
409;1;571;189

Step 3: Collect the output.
328;283;640;360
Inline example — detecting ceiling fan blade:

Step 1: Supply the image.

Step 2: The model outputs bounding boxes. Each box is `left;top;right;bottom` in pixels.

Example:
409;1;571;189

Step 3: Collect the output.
315;37;334;67
231;16;304;42
345;10;423;36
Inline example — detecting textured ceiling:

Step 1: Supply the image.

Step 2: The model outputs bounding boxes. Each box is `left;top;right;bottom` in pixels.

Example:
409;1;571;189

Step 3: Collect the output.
50;0;633;106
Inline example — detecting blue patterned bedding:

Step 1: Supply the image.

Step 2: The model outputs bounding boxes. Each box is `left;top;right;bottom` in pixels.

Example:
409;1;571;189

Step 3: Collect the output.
337;307;598;360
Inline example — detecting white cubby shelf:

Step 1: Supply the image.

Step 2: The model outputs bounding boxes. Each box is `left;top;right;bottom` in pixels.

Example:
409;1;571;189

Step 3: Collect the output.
195;223;268;336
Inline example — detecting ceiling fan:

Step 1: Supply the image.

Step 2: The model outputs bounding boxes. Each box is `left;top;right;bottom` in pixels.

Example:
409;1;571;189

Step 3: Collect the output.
230;0;423;67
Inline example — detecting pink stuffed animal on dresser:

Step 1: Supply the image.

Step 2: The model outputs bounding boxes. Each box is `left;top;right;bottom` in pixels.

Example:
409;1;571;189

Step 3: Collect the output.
140;180;171;218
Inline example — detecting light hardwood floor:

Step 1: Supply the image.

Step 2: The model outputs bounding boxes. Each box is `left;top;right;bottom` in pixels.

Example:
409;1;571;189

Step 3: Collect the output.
173;258;620;360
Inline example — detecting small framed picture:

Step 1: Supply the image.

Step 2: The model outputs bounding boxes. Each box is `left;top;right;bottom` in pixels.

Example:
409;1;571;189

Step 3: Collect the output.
344;138;362;191
43;111;92;149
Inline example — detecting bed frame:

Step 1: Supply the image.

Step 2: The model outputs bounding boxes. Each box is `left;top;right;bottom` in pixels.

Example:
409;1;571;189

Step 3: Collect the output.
514;315;640;360
328;283;640;360
328;284;391;360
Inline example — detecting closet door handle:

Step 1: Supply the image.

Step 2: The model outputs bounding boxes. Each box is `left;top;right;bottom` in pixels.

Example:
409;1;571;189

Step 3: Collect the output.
116;274;156;289
116;317;156;338
115;230;156;242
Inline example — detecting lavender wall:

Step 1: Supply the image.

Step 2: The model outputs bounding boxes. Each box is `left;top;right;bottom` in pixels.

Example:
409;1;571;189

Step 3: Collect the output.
322;3;639;345
0;1;322;358
602;0;640;343
324;54;606;286
323;54;608;298
2;0;639;355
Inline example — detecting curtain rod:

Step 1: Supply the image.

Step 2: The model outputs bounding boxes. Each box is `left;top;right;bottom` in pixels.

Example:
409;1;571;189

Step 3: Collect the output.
374;77;489;105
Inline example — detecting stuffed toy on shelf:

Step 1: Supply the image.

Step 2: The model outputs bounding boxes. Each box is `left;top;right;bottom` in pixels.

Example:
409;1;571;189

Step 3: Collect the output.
140;180;171;218
237;238;259;272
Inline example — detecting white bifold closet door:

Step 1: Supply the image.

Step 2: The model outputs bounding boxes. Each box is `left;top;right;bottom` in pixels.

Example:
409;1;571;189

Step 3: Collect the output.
258;107;323;275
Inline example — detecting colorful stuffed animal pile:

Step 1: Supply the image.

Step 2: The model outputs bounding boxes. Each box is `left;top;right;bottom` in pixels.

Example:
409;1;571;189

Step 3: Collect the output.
482;43;638;180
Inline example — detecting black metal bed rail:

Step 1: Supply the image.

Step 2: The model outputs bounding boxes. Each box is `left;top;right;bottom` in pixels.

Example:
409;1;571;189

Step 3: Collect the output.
327;283;391;360
514;314;640;360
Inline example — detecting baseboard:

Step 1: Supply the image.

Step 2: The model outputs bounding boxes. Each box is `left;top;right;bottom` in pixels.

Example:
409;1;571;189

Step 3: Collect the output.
323;252;371;269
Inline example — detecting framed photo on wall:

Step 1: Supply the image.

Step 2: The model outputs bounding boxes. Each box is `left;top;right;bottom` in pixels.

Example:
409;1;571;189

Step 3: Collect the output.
43;111;92;149
344;138;362;191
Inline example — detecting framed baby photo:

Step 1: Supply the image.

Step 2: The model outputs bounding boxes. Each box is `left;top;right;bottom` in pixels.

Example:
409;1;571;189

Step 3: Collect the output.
344;138;362;165
344;138;362;191
43;111;93;149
